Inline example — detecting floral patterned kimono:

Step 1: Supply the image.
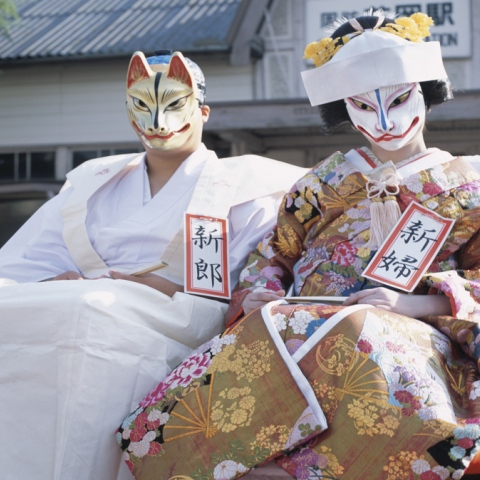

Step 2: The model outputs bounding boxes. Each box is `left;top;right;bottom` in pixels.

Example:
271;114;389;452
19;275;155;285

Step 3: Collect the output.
227;147;480;322
118;148;480;480
223;147;480;479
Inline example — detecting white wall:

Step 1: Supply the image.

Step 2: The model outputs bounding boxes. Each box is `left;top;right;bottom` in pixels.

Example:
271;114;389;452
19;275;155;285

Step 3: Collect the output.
0;59;254;149
0;61;132;148
1;0;480;152
203;64;254;102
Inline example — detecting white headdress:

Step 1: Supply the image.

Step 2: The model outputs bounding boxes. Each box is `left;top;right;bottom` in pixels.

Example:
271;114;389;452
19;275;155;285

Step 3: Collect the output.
302;12;447;106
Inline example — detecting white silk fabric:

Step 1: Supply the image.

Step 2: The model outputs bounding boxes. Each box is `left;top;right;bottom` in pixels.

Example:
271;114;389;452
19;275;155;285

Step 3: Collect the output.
0;144;308;479
0;279;227;480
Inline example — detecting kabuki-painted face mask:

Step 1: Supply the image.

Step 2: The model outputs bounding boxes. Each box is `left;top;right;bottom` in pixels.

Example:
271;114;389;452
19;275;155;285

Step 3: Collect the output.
126;51;202;151
345;82;426;151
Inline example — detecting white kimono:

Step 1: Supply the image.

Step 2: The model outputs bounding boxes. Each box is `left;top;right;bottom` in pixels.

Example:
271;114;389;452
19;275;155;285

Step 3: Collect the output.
0;144;307;480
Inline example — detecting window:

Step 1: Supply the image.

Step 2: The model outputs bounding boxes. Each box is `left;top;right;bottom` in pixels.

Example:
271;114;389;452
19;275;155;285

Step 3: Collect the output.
73;150;98;168
0;151;55;182
72;147;143;168
31;152;55;179
0;153;14;180
0;146;144;183
19;153;27;179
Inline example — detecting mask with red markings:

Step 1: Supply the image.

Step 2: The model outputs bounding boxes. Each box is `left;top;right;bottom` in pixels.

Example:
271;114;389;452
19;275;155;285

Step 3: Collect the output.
126;51;202;151
345;82;426;151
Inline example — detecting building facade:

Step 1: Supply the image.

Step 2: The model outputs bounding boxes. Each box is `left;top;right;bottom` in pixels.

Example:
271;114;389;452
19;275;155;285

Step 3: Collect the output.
0;0;479;243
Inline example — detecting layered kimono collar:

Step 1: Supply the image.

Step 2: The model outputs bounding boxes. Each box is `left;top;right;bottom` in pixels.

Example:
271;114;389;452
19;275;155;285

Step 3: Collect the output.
142;143;209;203
352;147;454;176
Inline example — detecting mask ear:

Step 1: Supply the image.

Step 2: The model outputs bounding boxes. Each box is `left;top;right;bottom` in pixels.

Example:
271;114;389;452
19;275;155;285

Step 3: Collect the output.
126;51;154;89
167;52;193;89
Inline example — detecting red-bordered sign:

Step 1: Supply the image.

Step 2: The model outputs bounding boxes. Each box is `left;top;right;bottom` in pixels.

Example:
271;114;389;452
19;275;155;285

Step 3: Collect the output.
184;213;230;299
362;202;455;292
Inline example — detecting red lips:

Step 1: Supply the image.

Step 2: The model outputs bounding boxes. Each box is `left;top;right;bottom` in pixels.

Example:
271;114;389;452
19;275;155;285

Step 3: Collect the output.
133;122;190;141
358;117;420;143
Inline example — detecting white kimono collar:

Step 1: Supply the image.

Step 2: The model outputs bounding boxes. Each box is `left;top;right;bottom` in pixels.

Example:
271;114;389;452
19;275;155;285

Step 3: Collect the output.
345;147;455;178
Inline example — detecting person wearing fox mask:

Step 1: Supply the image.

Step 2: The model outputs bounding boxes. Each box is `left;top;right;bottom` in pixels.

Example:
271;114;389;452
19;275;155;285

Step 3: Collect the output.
0;50;306;480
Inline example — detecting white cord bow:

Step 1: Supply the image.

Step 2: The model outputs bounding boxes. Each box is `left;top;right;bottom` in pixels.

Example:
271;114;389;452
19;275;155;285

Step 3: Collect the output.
366;172;400;199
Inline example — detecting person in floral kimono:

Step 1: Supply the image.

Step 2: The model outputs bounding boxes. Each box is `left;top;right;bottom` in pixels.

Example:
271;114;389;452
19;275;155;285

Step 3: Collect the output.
115;11;480;480
220;10;480;480
227;12;477;323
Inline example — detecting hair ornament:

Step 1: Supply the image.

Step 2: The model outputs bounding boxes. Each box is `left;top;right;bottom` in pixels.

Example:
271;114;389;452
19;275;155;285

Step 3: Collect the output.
303;36;348;69
304;12;434;68
380;12;433;42
348;18;365;32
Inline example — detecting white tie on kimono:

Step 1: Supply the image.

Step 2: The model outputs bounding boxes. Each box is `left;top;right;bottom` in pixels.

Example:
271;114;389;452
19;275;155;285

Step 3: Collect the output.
61;154;144;277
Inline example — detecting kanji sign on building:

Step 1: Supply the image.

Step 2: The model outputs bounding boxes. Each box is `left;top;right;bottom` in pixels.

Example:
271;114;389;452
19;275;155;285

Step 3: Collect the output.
306;0;471;58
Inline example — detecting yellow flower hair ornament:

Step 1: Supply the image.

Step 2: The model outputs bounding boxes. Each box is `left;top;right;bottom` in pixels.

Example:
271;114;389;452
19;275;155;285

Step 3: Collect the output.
304;12;434;68
380;12;434;42
304;35;352;68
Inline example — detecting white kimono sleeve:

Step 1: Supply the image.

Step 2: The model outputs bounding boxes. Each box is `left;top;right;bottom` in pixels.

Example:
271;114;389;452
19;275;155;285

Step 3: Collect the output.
228;191;284;286
0;189;80;282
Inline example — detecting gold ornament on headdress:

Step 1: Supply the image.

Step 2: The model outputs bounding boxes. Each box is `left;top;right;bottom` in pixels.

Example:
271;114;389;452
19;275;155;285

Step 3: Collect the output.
303;36;351;68
304;12;434;68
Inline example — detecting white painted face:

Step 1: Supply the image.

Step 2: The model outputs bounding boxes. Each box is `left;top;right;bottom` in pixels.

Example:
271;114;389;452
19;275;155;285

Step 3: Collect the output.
345;83;426;151
126;52;202;151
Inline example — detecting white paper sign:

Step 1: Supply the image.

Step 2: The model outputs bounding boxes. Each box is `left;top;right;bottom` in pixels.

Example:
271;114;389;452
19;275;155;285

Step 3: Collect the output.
362;202;454;291
184;214;230;299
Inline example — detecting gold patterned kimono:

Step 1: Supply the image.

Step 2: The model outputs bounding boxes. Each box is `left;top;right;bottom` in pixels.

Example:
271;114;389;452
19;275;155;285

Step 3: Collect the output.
119;148;480;479
224;148;480;478
226;147;480;330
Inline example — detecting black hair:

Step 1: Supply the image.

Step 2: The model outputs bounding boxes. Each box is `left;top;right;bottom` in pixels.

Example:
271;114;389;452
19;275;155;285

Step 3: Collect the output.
317;15;454;132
